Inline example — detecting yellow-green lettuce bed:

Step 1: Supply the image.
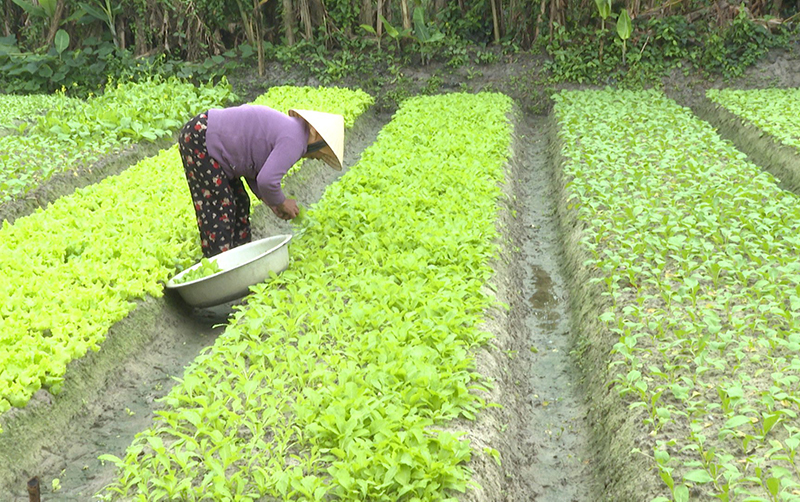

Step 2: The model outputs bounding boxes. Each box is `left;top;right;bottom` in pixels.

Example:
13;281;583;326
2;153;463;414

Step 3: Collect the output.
99;92;513;501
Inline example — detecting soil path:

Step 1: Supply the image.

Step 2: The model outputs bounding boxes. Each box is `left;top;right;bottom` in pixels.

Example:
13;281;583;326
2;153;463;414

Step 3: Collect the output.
5;297;225;501
509;114;595;501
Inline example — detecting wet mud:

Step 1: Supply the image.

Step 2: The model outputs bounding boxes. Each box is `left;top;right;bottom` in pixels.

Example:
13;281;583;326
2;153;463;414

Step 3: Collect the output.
509;115;595;501
456;111;596;502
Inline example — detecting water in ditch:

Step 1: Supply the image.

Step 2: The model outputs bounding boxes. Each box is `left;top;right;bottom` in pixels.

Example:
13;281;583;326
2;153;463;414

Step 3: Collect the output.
507;114;596;501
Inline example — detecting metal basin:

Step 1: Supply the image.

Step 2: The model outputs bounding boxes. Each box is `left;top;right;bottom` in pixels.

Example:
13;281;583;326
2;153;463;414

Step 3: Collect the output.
166;234;292;308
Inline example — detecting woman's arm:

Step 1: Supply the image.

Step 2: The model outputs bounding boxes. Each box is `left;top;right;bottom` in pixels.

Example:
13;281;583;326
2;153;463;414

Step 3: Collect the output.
255;138;305;207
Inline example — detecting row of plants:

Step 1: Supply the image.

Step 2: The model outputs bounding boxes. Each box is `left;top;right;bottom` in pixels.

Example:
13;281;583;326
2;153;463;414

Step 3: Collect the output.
0;85;373;434
97;91;513;501
0;77;236;204
553;89;800;500
707;88;800;152
0;92;78;129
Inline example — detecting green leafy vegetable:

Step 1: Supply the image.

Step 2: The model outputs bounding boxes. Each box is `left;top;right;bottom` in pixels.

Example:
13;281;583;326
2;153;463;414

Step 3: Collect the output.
171;257;221;284
553;88;800;500
707;88;800;152
0;76;237;203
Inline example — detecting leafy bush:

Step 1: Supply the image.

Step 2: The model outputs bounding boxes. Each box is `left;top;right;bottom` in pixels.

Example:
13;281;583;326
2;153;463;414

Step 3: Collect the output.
699;10;791;79
0;35;239;96
544;13;793;85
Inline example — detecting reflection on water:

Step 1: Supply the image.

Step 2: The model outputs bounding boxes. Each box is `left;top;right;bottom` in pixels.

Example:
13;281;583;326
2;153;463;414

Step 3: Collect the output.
528;264;561;329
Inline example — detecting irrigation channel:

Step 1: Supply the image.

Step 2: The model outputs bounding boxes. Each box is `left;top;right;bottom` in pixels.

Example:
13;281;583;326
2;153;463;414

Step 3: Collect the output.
0;110;600;501
508;115;595;501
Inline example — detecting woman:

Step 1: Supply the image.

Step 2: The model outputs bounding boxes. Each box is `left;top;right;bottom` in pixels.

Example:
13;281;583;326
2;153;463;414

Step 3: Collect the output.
178;105;344;258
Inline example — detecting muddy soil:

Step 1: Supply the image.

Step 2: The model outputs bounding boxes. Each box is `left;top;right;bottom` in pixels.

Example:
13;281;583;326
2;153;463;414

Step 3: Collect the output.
509;115;595;501
463;112;597;502
0;110;388;501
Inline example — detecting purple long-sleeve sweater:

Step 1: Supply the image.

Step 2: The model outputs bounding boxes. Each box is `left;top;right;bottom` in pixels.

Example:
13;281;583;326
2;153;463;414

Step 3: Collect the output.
206;105;309;206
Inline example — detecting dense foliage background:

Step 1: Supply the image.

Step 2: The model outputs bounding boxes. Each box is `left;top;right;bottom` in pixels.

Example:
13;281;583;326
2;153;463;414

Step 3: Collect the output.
0;0;799;98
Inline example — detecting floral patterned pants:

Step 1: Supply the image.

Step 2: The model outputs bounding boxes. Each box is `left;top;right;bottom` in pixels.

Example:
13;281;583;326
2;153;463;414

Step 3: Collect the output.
179;112;251;258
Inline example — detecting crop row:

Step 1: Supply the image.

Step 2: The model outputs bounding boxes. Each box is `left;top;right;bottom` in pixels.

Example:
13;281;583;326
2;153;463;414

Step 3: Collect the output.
98;92;513;501
554;89;800;501
0;93;78;129
0;77;236;203
0;86;373;433
706;88;800;153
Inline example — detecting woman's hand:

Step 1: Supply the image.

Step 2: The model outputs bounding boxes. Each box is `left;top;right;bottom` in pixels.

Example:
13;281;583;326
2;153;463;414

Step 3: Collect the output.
270;198;300;220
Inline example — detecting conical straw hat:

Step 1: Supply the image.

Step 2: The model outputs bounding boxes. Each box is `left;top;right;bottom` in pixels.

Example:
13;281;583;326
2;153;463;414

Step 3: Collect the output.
289;109;345;170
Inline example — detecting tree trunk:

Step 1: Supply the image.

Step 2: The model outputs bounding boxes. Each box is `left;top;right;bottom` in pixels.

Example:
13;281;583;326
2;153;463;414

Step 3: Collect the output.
507;0;517;42
384;0;393;24
162;7;170;52
3;0;12;37
299;0;312;39
359;0;373;27
117;16;126;50
283;0;295;45
134;13;147;56
376;0;383;37
400;0;411;30
44;0;65;47
237;0;256;46
490;0;500;43
308;0;333;45
550;0;565;37
534;0;545;42
254;0;264;76
434;0;446;14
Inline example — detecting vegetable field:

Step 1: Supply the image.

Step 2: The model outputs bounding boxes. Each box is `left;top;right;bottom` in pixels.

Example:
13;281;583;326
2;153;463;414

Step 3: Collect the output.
2;80;800;501
0;85;372;430
699;88;800;195
0;78;236;204
554;88;800;501
99;91;512;501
